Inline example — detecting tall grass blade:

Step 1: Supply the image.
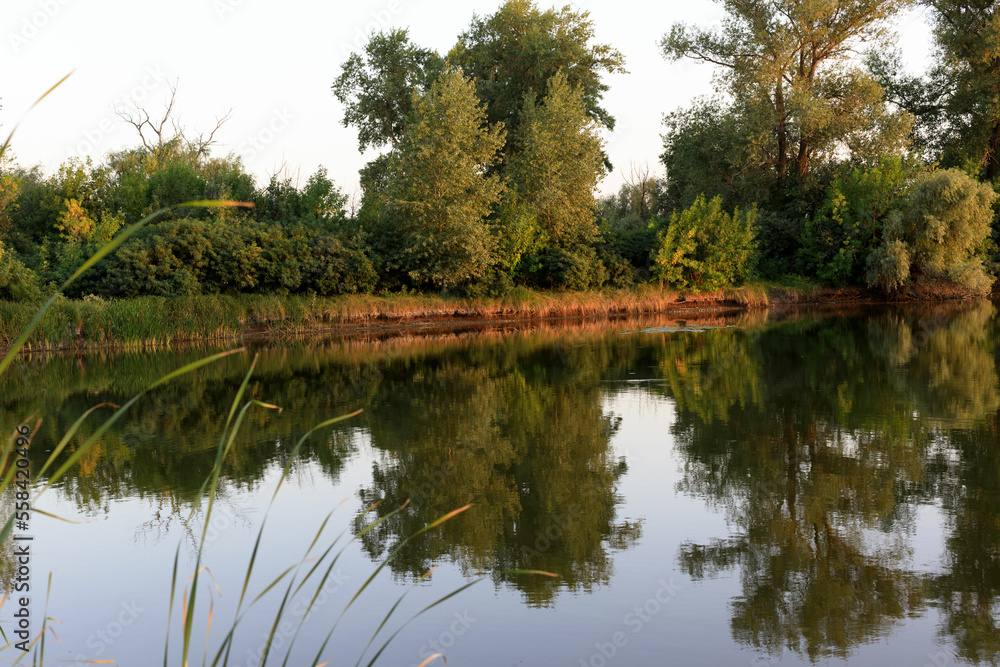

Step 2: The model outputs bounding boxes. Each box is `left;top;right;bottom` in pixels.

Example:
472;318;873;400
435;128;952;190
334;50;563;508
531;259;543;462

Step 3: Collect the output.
362;578;484;667
35;403;116;479
163;545;183;667
41;349;242;491
270;412;361;503
0;71;73;162
183;357;268;666
307;504;471;666
345;504;472;612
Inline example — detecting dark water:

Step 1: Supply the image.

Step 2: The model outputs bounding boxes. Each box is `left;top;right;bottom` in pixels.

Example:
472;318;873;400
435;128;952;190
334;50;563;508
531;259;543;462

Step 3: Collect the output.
2;302;1000;666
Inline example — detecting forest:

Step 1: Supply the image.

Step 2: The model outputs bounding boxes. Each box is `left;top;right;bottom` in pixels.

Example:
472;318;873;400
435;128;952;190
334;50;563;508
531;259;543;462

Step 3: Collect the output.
0;0;998;304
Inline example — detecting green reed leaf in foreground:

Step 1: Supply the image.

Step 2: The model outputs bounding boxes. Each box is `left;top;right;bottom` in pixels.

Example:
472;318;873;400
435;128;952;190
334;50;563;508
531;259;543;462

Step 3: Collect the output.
40;349;243;492
0;71;73;165
176;356;263;667
361;570;559;667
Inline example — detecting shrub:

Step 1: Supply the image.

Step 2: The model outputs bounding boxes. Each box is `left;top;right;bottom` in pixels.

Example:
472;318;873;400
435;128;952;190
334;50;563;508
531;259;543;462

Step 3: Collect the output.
798;158;912;286
489;191;546;279
865;169;999;294
538;247;608;291
652;194;757;290
0;243;41;301
146;162;207;209
599;222;656;277
753;210;802;280
101;219;377;298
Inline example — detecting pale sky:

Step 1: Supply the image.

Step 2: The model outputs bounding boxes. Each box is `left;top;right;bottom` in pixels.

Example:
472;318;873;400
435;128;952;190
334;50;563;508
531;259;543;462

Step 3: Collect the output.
1;0;934;205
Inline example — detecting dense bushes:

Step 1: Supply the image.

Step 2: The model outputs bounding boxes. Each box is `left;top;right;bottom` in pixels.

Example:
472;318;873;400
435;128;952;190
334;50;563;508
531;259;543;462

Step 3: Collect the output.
101;219;376;298
536;247;609;291
865;169;998;294
651;195;757;291
797;159;913;286
0;243;40;301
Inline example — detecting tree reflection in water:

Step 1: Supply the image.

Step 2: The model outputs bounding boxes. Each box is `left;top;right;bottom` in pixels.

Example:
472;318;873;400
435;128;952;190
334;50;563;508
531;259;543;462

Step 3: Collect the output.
667;302;1000;661
6;305;1000;658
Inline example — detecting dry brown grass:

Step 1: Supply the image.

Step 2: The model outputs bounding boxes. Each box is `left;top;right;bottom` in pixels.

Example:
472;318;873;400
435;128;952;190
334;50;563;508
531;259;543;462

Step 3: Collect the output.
0;286;788;353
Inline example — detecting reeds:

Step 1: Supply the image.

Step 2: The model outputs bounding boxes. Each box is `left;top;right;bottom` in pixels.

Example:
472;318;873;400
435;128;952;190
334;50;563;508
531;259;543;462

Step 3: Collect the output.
0;284;783;353
0;83;554;665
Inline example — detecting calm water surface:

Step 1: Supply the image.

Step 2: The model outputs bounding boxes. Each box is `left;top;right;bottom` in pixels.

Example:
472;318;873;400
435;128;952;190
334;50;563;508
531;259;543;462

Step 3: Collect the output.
3;302;1000;666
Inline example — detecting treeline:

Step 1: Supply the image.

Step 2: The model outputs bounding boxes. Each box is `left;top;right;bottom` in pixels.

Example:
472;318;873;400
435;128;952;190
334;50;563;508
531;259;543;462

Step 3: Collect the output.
0;0;998;303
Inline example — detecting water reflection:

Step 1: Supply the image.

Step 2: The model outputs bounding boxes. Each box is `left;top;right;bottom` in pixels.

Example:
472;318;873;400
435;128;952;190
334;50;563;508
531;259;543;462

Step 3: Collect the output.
353;341;642;605
668;302;1000;661
0;320;667;602
4;305;1000;661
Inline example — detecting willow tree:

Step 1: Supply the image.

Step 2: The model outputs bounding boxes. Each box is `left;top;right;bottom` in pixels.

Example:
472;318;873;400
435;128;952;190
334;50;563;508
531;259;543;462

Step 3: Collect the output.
661;0;913;191
507;71;605;248
380;69;505;290
865;169;998;294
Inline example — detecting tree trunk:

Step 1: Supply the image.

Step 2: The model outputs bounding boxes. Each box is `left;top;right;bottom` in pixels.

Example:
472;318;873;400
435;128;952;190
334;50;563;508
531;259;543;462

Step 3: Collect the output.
775;81;788;188
796;140;810;180
986;118;1000;182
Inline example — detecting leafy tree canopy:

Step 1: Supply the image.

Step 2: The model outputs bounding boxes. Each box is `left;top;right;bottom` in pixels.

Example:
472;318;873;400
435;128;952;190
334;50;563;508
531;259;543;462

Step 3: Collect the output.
451;0;626;159
662;0;913;190
332;28;445;153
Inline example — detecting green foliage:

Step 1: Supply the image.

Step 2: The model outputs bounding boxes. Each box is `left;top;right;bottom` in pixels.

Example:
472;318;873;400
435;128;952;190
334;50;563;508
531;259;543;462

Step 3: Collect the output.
652;194;757;290
100;219;375;298
332;28;444;152
537;246;608;291
31;197;125;293
255;167;349;227
871;1;999;181
599;223;655;275
201;156;256;205
146;161;207;211
0;242;41;301
866;169;999;293
379;69;506;291
489;190;546;278
0;173;20;240
599;169;669;225
508;71;604;249
751;210;803;280
451;0;626;155
661;0;912;192
798;158;914;285
594;245;638;288
661;98;767;211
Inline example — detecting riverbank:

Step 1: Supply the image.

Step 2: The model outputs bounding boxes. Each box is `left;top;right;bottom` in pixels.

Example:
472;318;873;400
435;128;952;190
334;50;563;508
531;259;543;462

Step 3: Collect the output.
0;281;970;353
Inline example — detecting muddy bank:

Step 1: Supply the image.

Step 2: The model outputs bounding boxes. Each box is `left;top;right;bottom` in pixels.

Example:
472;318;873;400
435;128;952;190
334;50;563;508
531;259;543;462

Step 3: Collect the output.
0;284;986;355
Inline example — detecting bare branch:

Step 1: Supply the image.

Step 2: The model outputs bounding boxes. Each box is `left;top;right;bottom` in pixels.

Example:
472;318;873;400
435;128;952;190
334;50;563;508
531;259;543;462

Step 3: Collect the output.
115;78;231;159
115;78;182;152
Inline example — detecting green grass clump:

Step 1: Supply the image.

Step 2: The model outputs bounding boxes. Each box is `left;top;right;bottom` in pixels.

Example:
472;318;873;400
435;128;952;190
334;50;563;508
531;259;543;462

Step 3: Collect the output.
0;284;795;353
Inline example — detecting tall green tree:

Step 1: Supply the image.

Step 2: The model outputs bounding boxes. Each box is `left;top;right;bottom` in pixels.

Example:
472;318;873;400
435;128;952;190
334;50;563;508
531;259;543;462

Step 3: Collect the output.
332;29;444;152
379;69;506;290
661;0;913;191
660;98;768;210
872;1;999;181
507;71;605;249
927;0;999;180
451;0;626;160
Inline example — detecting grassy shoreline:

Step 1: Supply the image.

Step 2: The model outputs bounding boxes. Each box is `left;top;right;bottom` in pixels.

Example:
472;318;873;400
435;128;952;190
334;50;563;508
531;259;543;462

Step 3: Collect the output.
0;281;870;353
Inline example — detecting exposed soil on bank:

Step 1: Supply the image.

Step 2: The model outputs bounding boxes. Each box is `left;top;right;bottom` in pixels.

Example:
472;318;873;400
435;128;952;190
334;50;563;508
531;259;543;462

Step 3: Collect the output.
0;284;988;355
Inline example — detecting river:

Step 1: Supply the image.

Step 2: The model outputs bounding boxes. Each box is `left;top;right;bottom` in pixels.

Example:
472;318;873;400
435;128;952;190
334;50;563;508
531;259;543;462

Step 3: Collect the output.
2;302;997;666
